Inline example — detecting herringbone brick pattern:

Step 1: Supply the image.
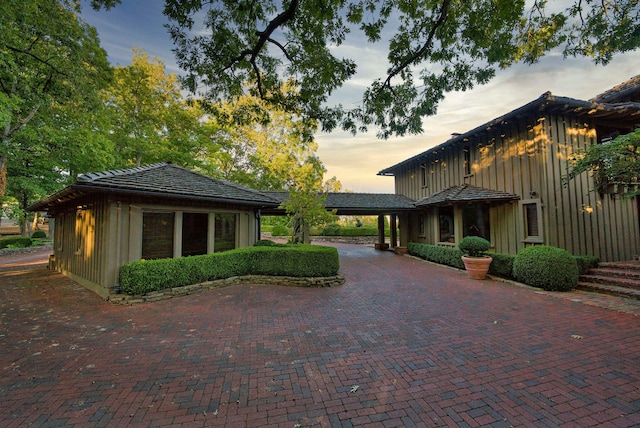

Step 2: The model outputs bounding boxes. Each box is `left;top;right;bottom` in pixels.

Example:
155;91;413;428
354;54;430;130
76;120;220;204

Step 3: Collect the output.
1;244;639;427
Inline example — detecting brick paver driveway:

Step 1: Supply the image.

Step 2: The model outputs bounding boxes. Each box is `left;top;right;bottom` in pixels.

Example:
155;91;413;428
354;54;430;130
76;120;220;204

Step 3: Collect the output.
1;244;639;427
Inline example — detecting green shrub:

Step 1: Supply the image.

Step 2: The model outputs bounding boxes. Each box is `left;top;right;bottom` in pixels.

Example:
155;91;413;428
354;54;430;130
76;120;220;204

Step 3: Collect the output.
254;239;286;247
31;231;47;239
459;236;491;257
340;226;378;236
0;237;33;249
513;245;579;291
119;244;340;295
322;223;341;236
574;255;599;275
408;242;465;269
487;252;515;279
271;224;290;236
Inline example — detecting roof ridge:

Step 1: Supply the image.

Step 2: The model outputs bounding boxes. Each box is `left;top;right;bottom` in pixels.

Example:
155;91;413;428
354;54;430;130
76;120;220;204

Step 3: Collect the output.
76;162;167;183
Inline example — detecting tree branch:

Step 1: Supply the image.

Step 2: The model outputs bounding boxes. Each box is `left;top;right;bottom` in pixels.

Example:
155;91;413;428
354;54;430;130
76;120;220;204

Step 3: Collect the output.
5;45;69;78
384;0;451;88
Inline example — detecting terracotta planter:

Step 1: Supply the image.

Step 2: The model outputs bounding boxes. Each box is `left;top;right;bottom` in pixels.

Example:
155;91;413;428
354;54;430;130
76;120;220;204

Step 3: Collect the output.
461;255;493;280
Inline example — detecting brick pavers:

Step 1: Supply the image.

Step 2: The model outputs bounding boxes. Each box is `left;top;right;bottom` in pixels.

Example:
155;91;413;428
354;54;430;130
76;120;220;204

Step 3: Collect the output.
1;244;639;427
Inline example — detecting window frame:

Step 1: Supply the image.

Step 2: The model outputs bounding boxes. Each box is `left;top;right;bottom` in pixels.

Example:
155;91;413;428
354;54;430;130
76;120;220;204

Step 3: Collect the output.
519;199;544;244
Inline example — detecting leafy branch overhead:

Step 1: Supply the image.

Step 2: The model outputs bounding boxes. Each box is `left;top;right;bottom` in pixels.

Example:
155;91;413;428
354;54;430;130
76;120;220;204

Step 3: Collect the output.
91;0;638;138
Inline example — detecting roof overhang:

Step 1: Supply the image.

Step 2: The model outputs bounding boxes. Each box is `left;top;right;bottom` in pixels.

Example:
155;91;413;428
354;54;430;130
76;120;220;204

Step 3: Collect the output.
415;185;520;207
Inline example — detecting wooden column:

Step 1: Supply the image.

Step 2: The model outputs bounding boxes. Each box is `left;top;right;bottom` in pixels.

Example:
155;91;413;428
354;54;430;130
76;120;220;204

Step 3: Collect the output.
390;214;397;248
376;214;387;250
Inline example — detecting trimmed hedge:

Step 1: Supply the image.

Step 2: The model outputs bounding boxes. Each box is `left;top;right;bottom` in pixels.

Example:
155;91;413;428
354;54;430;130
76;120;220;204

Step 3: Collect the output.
0;237;33;249
409;242;587;283
119;244;340;295
322;223;341;236
271;225;290;236
31;231;47;239
574;255;599;275
459;236;491;257
408;242;465;270
513;245;579;291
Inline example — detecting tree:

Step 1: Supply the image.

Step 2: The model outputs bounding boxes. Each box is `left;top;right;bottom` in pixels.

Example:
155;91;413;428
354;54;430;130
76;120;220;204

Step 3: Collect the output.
102;49;214;169
0;0;111;197
566;129;640;198
92;0;640;138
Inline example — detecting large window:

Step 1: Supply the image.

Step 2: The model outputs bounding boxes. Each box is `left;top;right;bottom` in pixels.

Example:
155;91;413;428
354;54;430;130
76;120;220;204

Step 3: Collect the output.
182;212;208;257
215;213;236;252
142;212;175;260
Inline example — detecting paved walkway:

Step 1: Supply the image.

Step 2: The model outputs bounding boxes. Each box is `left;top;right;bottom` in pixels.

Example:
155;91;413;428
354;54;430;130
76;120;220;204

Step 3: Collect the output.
0;244;639;427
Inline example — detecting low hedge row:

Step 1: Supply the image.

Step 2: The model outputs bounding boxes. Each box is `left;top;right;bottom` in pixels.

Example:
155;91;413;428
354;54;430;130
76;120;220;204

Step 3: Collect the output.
0;237;33;249
119;244;340;295
408;242;598;288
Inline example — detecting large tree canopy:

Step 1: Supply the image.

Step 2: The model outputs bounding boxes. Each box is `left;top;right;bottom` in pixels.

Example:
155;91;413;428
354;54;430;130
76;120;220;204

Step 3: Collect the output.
92;0;640;138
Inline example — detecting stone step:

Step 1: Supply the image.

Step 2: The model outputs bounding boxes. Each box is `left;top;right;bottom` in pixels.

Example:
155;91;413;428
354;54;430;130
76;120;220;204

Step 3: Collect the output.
589;267;640;280
579;274;640;290
577;281;640;300
598;261;640;272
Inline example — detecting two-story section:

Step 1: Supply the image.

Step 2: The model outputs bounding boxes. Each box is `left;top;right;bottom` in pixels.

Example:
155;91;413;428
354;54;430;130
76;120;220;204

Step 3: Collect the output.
378;76;640;262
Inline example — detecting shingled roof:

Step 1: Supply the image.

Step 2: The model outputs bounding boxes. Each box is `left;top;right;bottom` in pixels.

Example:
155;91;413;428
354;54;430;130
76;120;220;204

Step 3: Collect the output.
591;74;640;103
260;191;416;215
29;163;280;211
415;184;519;207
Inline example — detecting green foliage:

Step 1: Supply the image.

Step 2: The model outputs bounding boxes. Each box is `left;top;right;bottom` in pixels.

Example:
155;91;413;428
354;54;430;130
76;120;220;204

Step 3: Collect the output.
487;252;515;279
0;237;33;249
119;245;340;295
566;129;640;198
94;0;640;139
339;226;379;237
408;242;465;270
458;236;491;257
31;231;47;239
271;225;290;236
322;223;341;236
513;246;579;291
254;239;286;247
574;255;599;275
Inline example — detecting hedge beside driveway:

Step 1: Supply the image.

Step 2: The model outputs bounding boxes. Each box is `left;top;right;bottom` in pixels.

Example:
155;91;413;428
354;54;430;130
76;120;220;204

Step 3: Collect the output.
119;244;340;295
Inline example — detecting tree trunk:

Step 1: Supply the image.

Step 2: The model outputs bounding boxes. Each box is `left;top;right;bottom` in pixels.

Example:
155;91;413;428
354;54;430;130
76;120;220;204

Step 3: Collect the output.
0;155;7;198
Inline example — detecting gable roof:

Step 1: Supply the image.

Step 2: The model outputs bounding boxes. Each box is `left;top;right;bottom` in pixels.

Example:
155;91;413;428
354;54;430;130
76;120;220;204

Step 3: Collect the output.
378;89;640;176
414;184;519;207
29;163;280;211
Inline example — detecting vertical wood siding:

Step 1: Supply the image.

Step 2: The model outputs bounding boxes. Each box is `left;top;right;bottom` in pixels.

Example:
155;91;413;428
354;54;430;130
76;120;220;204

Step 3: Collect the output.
393;114;639;261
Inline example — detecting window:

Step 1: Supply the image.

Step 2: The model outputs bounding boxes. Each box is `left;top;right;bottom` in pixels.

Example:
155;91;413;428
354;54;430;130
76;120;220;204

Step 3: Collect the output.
214;213;236;252
418;214;425;236
520;200;543;243
463;147;471;176
142;212;175;260
462;204;490;240
438;206;454;242
182;213;208;257
420;164;428;188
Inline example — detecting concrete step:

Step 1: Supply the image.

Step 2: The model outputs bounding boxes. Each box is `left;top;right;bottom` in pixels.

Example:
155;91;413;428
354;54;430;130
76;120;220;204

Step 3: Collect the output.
579;274;640;290
589;267;640;280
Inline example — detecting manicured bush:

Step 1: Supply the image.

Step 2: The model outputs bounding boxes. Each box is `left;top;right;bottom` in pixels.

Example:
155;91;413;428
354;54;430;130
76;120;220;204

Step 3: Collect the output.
340;226;379;236
322;223;341;236
271;224;290;236
0;237;33;249
119;244;340;295
487;252;515;279
31;231;47;239
408;242;465;270
254;239;286;247
574;255;599;275
513;245;579;291
458;236;491;257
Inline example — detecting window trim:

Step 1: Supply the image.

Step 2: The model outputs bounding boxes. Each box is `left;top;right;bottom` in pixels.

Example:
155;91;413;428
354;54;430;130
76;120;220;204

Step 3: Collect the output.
519;199;544;244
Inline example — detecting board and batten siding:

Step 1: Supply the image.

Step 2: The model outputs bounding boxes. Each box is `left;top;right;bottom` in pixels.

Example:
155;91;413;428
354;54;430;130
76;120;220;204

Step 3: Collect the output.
392;113;639;261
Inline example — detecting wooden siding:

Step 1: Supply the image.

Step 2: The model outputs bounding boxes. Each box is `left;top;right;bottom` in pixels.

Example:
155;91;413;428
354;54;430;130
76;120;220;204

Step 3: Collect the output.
51;196;261;297
393;114;639;261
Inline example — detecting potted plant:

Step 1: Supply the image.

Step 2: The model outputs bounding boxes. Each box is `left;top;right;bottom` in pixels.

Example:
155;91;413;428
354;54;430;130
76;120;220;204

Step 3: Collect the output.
458;236;492;279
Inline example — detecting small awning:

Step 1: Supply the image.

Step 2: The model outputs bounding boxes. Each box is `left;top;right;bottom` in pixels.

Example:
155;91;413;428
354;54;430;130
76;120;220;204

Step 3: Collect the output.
415;184;520;207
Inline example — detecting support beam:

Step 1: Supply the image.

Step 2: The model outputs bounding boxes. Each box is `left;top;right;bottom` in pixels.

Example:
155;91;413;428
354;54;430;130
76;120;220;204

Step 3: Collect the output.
376;215;388;250
390;214;397;248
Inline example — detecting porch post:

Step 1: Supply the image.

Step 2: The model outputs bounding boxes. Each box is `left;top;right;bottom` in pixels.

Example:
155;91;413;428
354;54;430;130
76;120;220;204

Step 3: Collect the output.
390;214;397;248
376;215;386;250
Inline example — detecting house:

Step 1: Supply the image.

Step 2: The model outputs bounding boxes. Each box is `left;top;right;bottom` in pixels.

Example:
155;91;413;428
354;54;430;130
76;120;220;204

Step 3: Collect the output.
28;163;281;298
378;75;640;262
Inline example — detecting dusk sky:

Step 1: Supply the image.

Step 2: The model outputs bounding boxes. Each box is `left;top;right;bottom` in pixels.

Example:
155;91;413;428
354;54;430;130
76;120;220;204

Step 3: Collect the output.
79;1;640;193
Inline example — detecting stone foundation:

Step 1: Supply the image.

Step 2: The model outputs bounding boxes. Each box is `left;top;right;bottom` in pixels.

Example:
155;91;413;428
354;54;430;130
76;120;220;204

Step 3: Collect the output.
108;273;346;305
